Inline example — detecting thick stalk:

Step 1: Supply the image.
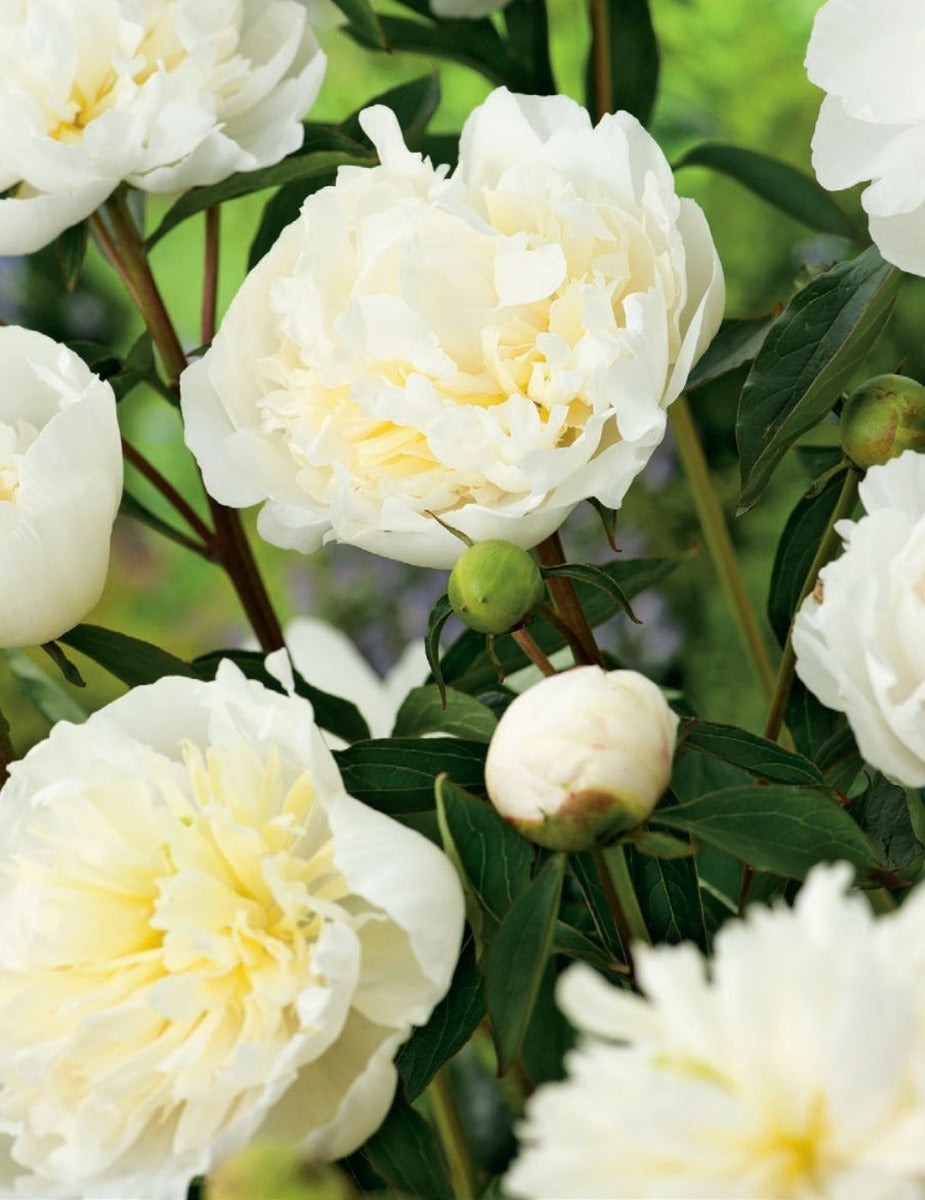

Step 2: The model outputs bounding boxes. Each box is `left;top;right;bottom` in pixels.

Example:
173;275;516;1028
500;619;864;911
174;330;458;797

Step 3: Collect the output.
764;467;860;742
535;533;604;667
95;193;285;652
511;627;558;676
588;0;613;120
122;438;214;549
427;1070;477;1200
669;396;777;706
593;845;650;980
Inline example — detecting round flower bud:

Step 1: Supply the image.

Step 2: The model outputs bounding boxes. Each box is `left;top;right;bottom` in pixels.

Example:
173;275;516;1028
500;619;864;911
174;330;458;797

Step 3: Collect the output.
209;1144;355;1200
448;540;546;634
484;666;679;851
841;374;925;469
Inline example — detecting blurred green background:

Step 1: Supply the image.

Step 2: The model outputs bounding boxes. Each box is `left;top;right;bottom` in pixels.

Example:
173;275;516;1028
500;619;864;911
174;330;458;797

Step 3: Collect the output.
3;0;918;753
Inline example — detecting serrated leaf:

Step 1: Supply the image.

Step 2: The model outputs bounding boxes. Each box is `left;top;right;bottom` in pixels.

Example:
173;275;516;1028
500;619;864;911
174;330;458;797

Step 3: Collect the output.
335;739;486;816
737;247;900;511
329;0;387;46
679;719;824;785
652;784;882;879
585;0;659;124
485;854;565;1070
541;561;639;622
361;1093;450;1200
59;625;192;687
767;466;850;645
393;686;497;741
190;649;370;745
674;143;856;238
396;935;485;1100
686;312;779;391
6;649;87;726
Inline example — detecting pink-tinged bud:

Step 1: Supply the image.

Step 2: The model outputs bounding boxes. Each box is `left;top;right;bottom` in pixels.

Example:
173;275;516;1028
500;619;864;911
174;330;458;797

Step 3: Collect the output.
841;374;925;469
484;666;678;851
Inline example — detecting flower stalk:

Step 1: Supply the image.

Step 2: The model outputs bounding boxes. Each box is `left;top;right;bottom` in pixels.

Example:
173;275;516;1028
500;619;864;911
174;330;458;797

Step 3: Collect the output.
593;845;650;980
535;533;604;667
427;1069;477;1200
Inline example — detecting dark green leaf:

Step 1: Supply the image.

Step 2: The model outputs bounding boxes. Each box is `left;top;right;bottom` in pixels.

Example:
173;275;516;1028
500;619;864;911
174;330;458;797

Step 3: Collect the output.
848;772;925;876
680;719;824;785
502;0;555;94
817;726;864;795
436;778;533;925
785;678;845;760
628;846;709;950
247;168;337;269
40;640;86;687
585;0;659;124
486;854;565;1070
631;829;697;858
340;73;441;145
329;0;387;46
520;960;575;1086
541;562;639;622
674;143;856;239
686;312;779;391
190;649;371;744
767;466;850;645
397;935;485;1101
55;221;89;292
59;625;192;687
6;649;87;726
652;784;882;879
335;739;486;815
362;1093;450;1200
425;594;455;704
586;497;619;551
570;853;626;961
553;920;622;973
737;247;900;511
394;686;497;741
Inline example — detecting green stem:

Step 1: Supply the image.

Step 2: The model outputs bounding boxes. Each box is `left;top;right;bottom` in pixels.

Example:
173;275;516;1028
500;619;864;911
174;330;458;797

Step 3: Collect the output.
94;193;285;653
535;533;604;667
669;396;777;707
588;0;613;120
593;845;650;980
122;438;214;548
201;206;220;346
764;466;860;743
427;1070;477;1200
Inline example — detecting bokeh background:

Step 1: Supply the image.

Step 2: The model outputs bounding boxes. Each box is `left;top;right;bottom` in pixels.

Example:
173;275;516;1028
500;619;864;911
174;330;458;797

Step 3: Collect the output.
4;0;921;752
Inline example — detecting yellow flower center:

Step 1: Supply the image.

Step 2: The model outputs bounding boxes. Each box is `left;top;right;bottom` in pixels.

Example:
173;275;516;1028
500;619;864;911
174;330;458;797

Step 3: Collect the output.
749;1095;831;1195
0;461;19;503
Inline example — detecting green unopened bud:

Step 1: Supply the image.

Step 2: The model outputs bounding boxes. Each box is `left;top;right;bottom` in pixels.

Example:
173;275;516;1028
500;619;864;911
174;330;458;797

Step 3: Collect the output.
841;373;925;468
448;540;545;634
207;1143;356;1200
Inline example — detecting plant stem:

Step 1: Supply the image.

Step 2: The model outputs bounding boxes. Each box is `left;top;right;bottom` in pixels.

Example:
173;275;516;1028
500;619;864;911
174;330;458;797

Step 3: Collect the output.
94;192;285;652
511;627;558;676
535;533;604;667
122;438;214;547
588;0;613;120
764;466;860;742
669;395;777;707
427;1070;477;1200
201;206;220;346
593;845;650;980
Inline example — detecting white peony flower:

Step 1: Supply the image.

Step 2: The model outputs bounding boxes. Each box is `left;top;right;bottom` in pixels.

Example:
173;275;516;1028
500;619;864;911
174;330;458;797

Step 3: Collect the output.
180;86;724;569
0;0;326;255
429;0;512;17
792;450;925;787
0;655;465;1199
505;863;925;1199
806;0;925;275
484;666;678;850
0;325;123;648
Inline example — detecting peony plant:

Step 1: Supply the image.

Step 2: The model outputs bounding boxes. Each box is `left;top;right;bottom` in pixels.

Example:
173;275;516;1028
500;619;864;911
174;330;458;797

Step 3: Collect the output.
0;0;923;1197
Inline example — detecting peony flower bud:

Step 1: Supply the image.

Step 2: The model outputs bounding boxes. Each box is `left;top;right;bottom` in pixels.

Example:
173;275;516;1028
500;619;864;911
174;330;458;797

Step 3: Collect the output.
484;666;679;851
448;540;546;634
841;374;925;469
208;1144;355;1200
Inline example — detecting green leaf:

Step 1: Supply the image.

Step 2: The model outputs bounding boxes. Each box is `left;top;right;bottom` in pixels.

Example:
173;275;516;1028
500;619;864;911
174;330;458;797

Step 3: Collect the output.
362;1093;451;1200
436;778;533;926
190;649;371;745
628;846;709;951
685;312;779;392
817;726;864;795
553;920;622;973
679;719;824;786
148;135;374;247
540;562;639;622
59;625;192;687
767;466;850;645
785;678;845;760
329;0;387;46
40;640;86;687
396;935;485;1101
630;829;697;859
441;555;688;695
585;0;659;124
674;143;856;239
737;247;901;512
335;739;486;816
520;959;575;1086
569;853;626;961
6;649;87;726
340;73;441;145
848;772;925;877
119;491;205;552
485;854;565;1071
55;220;89;292
425;594;455;704
652;784;882;879
393;686;497;741
502;0;555;94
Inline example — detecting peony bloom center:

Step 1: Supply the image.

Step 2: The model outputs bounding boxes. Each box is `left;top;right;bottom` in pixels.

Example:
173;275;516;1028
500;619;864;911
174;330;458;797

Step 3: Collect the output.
751;1097;830;1195
0;422;36;504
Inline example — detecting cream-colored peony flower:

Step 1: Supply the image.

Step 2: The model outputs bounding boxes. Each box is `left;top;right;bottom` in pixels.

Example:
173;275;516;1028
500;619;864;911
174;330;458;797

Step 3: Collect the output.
0;655;464;1199
484;666;678;850
793;450;925;787
0;0;326;255
0;325;123;648
430;0;512;17
806;0;925;275
180;87;724;569
505;864;925;1199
